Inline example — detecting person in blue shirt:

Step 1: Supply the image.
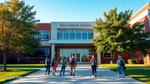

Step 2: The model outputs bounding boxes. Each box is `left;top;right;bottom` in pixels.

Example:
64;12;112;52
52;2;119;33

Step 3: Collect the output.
90;55;97;78
60;56;67;76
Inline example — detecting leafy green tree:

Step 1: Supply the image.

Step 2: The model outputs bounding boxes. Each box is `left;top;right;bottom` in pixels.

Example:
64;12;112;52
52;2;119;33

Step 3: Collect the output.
93;8;150;58
125;22;150;57
93;8;132;53
0;0;39;71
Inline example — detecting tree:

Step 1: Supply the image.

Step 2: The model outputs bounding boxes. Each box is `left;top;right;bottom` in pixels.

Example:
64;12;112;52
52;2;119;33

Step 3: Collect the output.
0;0;39;71
93;8;150;58
93;8;132;53
124;22;150;57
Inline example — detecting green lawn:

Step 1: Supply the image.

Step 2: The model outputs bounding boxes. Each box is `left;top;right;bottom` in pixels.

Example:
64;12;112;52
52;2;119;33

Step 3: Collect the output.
100;64;150;84
0;64;42;83
0;64;45;68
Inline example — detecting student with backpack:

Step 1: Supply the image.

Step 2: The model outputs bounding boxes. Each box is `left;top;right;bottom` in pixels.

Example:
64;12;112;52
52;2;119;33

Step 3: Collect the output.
90;55;97;78
117;55;126;78
60;56;67;76
69;55;77;76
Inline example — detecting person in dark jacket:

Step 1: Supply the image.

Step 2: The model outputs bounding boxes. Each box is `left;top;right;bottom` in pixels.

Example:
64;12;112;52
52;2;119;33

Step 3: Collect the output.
45;56;51;75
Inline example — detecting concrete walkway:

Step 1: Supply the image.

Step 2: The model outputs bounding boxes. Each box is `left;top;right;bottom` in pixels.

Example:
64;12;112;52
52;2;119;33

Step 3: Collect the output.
5;65;144;84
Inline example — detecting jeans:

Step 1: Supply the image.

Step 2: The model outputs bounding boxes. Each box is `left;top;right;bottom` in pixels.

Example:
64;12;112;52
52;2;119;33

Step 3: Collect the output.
45;65;50;75
118;66;125;78
91;65;97;76
60;66;66;76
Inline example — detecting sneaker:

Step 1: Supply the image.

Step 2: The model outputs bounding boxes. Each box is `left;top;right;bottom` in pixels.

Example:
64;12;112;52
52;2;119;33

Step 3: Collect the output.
122;75;125;78
73;73;75;76
52;73;55;76
92;75;95;78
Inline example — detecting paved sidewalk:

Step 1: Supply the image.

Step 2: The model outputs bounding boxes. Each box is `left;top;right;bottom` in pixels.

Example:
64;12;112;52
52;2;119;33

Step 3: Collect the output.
5;65;144;84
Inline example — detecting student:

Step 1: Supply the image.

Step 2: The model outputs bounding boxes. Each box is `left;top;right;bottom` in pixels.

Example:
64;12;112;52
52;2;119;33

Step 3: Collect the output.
60;56;67;76
52;58;58;76
69;55;77;76
90;55;97;78
45;56;51;75
116;55;126;78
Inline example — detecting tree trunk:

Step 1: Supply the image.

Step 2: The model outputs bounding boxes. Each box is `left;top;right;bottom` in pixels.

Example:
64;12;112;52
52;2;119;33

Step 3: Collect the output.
3;51;7;71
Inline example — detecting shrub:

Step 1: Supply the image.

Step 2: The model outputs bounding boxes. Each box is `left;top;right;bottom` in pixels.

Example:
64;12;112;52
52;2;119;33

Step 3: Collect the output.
127;59;134;64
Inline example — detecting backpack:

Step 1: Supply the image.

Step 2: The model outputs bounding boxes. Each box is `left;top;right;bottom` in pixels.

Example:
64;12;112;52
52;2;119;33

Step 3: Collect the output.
62;60;67;67
119;60;125;66
92;59;97;65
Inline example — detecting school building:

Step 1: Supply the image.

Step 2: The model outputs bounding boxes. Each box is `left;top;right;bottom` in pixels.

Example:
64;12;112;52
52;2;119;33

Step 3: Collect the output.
37;22;97;63
36;2;150;64
130;2;150;65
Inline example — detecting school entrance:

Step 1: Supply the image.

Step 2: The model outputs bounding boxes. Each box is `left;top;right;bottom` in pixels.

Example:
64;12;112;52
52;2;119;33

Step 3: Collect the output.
55;44;95;63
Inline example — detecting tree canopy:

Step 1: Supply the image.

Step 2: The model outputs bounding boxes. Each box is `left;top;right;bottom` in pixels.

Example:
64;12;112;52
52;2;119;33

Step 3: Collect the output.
0;0;39;71
93;8;150;55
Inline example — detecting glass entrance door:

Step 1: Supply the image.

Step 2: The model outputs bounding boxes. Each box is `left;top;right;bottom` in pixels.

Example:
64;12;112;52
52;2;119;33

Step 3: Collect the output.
59;48;93;63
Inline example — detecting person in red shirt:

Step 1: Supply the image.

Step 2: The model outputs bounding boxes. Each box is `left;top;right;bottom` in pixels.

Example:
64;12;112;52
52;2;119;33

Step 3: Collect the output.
52;58;58;76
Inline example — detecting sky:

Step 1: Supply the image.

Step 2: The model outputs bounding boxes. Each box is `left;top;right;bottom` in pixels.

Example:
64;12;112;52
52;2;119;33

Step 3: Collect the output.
0;0;150;23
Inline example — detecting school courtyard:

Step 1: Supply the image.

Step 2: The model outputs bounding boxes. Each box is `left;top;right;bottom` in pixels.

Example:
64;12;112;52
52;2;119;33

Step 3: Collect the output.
3;64;145;84
0;0;150;84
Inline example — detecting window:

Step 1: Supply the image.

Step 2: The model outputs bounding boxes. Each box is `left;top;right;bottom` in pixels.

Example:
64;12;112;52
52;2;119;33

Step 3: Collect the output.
64;30;69;39
39;30;49;40
32;30;39;39
70;30;75;40
82;30;87;39
88;32;93;39
40;48;49;56
76;30;81;40
87;30;93;39
102;52;113;58
57;29;93;40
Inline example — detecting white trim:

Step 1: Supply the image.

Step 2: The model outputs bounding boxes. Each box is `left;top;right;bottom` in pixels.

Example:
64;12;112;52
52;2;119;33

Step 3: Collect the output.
49;40;92;44
51;22;95;28
131;2;150;19
130;10;149;25
40;41;50;46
